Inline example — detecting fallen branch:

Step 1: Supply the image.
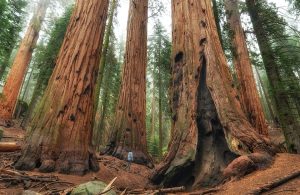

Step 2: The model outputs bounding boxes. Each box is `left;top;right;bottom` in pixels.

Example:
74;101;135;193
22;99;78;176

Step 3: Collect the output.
98;177;117;195
249;170;300;195
156;186;185;193
128;186;185;195
38;181;74;192
0;142;21;152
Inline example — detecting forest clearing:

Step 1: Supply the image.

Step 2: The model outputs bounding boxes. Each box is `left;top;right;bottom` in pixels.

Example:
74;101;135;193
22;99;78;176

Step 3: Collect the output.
0;0;300;194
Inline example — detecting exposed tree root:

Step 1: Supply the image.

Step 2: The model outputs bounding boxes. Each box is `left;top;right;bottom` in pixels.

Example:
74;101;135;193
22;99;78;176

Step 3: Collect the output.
223;153;274;180
14;145;99;176
248;170;300;195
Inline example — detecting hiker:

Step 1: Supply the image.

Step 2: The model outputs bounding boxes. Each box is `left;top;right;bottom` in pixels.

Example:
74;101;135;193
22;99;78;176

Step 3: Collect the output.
126;150;133;171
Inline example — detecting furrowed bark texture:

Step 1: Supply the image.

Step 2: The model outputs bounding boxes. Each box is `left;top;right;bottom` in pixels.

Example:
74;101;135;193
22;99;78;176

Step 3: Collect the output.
14;0;109;175
106;0;151;165
0;0;50;121
246;0;300;153
224;0;268;135
151;0;274;188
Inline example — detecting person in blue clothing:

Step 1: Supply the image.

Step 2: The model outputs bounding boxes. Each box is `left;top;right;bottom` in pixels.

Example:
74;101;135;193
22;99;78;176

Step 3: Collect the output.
126;150;133;171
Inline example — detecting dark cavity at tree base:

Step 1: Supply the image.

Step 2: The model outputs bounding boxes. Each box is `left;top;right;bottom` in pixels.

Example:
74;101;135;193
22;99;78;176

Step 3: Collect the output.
14;145;99;176
150;62;275;189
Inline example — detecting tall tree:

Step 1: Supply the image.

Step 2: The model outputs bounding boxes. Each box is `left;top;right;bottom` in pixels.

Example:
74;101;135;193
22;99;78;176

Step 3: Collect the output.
151;0;274;188
0;0;50;122
224;0;268;135
0;0;27;80
105;0;151;165
94;0;118;114
246;0;300;153
148;20;172;158
15;0;109;175
94;33;121;147
21;7;73;128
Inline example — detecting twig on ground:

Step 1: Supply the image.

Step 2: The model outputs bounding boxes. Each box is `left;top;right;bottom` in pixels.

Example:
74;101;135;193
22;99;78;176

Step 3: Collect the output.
38;181;74;192
249;170;300;195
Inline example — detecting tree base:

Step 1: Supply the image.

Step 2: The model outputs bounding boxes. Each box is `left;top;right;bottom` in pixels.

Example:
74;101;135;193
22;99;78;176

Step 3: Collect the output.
104;145;154;168
14;145;99;176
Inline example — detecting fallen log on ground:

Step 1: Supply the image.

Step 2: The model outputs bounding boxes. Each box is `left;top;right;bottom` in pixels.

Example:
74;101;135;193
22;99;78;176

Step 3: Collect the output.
249;170;300;195
0;142;21;152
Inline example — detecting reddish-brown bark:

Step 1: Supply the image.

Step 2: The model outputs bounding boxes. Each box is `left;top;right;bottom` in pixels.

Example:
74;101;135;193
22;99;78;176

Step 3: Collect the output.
105;0;151;166
224;0;268;135
14;0;109;175
0;0;50;121
151;0;274;188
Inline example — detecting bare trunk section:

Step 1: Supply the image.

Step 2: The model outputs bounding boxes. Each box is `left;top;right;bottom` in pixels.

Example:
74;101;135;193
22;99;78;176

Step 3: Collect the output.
246;0;300;153
224;0;268;135
151;0;274;188
14;0;109;175
105;0;151;166
0;0;50;121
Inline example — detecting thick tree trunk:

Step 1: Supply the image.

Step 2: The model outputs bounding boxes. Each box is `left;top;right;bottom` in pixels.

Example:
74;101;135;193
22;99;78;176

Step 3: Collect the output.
246;0;300;153
151;0;274;188
14;0;109;175
0;0;50;121
224;0;268;135
105;0;151;166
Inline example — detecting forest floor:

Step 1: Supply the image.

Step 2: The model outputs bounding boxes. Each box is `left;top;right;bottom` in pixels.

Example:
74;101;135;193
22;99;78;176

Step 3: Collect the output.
0;124;300;195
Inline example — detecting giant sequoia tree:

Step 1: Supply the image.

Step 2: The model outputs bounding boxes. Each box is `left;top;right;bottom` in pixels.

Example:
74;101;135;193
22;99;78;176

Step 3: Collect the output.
246;0;300;153
105;0;151;165
15;0;109;175
0;0;50;122
151;0;274;188
224;0;268;135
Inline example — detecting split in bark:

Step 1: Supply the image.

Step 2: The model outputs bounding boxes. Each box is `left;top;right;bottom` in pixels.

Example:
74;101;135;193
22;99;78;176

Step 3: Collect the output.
151;0;275;188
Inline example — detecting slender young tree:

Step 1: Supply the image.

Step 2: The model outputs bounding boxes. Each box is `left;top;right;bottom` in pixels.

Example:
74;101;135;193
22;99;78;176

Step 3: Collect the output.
15;0;109;175
224;0;268;135
0;0;50;121
151;0;274;188
94;0;118;114
105;0;151;165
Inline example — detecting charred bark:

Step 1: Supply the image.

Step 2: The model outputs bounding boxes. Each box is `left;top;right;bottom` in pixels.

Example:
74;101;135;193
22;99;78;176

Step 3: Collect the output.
14;0;109;175
105;0;152;166
151;0;275;188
